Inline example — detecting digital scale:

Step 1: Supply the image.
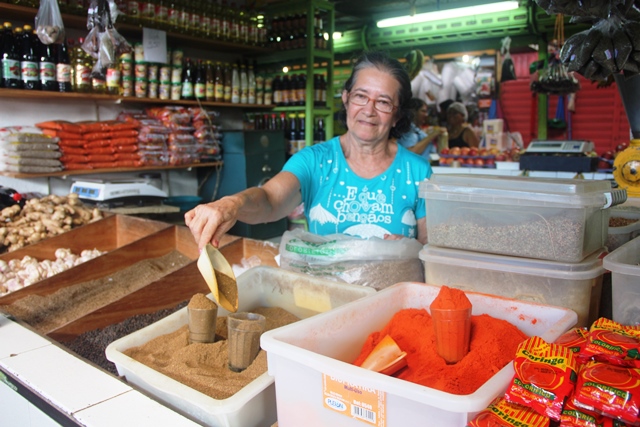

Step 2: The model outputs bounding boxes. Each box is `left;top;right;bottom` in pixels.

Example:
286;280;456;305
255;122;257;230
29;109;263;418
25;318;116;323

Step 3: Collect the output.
70;178;168;207
519;139;599;173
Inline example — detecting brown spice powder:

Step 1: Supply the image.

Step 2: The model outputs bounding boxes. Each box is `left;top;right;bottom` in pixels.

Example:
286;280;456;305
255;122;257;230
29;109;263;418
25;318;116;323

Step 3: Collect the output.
123;306;299;400
0;251;191;334
215;270;238;309
188;293;217;310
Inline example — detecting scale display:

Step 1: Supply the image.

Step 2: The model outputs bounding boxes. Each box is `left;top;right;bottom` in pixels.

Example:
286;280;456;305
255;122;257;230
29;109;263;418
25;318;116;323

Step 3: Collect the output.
70;180;167;203
526;140;594;154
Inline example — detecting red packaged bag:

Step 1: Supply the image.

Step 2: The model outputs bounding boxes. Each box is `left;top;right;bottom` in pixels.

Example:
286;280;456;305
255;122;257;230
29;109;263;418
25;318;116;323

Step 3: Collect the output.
114;153;140;160
83;131;112;141
63;163;92;170
583;318;640;369
60;154;89;163
85;147;115;155
90;161;118;169
506;336;579;421
87;154;116;162
110;130;138;139
110;137;138;146
35;120;83;132
84;139;113;149
58;146;87;155
555;327;592;366
572;361;640;425
57;139;86;147
468;397;550;427
113;144;139;153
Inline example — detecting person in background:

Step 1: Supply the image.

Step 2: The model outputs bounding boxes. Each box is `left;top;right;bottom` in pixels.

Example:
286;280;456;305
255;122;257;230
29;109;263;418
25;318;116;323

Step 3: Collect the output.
185;51;433;248
446;101;480;148
396;97;443;159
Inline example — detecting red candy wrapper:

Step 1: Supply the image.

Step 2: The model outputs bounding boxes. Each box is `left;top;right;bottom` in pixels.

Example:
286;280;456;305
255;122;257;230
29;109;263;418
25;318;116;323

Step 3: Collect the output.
467;397;550;427
583;318;640;369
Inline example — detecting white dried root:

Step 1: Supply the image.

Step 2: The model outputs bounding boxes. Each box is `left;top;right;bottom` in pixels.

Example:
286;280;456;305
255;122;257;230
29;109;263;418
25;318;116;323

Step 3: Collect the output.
0;194;105;253
0;248;106;297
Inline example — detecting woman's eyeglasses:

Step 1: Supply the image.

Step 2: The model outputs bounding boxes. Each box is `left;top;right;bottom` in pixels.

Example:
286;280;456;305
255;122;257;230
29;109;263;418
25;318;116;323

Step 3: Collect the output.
348;92;397;113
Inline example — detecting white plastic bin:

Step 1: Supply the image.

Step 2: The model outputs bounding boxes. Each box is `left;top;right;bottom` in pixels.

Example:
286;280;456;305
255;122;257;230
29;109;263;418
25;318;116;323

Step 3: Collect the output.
105;266;375;427
420;175;613;262
420;245;605;327
261;282;577;427
603;236;640;325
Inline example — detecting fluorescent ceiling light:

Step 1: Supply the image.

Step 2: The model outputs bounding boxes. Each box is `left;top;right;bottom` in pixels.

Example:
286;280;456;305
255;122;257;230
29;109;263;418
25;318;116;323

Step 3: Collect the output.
376;1;519;28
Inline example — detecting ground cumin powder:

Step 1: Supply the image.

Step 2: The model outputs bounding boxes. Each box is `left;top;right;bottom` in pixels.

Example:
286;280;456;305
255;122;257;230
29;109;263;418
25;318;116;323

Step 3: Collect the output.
124;306;299;400
188;293;217;310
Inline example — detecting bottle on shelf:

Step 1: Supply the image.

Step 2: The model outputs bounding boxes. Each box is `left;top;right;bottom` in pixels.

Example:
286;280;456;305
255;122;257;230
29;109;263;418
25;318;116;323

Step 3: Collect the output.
281;74;291;106
74;38;91;93
201;0;212;37
214;61;224;102
181;57;195;99
231;61;240;103
167;0;180;31
223;61;231;102
127;0;141;25
205;60;214;101
156;0;169;30
179;0;190;34
194;59;206;100
288;73;298;106
296;73;305;106
20;25;40;90
238;6;249;45
314;117;326;144
221;0;231;41
271;75;281;106
1;22;21;89
239;61;248;104
255;64;264;105
189;0;202;37
106;60;121;95
56;39;72;92
298;112;306;150
247;61;256;104
210;0;221;39
229;2;239;42
38;34;57;91
263;74;273;105
286;112;297;155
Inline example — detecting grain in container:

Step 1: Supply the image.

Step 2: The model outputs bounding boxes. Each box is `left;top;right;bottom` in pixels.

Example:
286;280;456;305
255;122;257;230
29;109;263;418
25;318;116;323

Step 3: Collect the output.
606;207;640;252
419;175;619;262
260;282;577;427
420;245;606;327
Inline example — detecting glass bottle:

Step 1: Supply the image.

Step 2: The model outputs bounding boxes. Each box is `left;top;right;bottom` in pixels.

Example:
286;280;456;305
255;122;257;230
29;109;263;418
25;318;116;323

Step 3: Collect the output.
179;0;190;34
74;39;91;93
201;0;212;37
281;74;291;106
221;0;231;41
271;75;281;106
238;6;249;45
167;0;180;31
247;61;256;104
205;60;214;101
263;74;273;105
298;113;306;148
127;0;141;25
314;117;326;144
213;61;224;102
211;0;221;39
181;57;195;99
194;59;206;100
288;74;297;106
223;61;231;102
255;64;264;105
189;0;202;36
1;23;21;89
296;73;305;106
231;61;240;103
39;34;57;91
156;0;169;30
106;60;121;95
20;26;40;90
229;2;239;42
239;61;248;104
56;38;72;92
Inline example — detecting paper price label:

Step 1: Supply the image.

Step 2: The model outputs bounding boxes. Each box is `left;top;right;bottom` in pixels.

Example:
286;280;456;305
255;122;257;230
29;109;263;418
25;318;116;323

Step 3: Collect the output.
323;374;386;426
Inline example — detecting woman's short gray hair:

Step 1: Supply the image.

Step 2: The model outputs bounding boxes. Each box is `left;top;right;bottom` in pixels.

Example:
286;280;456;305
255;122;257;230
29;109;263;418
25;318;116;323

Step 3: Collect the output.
447;102;469;121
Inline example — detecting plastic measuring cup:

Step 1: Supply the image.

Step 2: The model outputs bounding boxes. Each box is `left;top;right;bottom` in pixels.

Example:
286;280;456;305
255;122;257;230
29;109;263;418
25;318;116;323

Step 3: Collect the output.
227;312;266;372
430;286;472;364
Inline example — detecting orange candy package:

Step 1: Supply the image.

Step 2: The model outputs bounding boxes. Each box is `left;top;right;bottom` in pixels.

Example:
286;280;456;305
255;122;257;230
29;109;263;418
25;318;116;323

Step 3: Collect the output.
505;336;578;421
467;397;550;427
560;395;629;427
555;327;592;366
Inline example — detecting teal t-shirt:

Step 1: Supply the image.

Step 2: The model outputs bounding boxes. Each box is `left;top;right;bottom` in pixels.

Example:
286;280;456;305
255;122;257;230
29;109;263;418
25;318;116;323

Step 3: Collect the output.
282;136;433;239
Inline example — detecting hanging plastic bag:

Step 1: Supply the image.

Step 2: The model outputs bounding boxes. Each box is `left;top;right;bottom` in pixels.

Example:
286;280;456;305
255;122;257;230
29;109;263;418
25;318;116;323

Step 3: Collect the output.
500;37;517;82
34;0;66;45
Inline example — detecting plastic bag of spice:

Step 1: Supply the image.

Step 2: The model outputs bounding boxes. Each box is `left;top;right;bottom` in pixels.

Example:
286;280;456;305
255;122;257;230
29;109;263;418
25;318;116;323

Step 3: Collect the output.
468;397;550;427
278;229;424;290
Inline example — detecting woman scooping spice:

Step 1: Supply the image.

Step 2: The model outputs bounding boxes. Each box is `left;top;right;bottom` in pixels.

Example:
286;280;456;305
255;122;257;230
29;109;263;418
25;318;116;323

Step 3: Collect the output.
353;286;528;395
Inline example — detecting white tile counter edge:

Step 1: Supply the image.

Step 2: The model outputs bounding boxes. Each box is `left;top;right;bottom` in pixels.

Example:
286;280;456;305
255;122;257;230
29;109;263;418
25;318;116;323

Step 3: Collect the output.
0;313;200;426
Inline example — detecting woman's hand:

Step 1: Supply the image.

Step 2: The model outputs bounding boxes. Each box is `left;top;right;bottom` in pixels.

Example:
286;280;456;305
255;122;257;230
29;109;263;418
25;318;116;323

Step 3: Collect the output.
383;233;405;240
184;196;242;250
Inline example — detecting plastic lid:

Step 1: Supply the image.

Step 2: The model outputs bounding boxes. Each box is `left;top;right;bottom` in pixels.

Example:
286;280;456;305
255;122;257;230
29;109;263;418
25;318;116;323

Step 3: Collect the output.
420;174;612;208
420;244;606;280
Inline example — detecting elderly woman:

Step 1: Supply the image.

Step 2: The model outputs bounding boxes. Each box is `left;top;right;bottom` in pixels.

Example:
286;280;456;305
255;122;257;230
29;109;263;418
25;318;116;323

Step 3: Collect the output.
185;51;433;248
446;101;480;148
397;97;444;158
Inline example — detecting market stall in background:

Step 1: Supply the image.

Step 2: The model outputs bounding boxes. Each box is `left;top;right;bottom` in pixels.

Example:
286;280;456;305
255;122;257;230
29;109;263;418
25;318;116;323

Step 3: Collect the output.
1;0;640;426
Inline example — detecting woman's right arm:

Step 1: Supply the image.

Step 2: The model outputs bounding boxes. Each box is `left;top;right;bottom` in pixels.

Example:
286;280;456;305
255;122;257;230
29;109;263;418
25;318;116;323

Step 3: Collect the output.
185;171;302;249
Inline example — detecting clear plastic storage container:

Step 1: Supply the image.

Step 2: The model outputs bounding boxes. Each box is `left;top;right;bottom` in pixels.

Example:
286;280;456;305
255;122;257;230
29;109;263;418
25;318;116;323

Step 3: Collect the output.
603;236;640;325
606;208;640;252
420;245;606;327
260;282;577;427
105;266;375;427
420;175;614;262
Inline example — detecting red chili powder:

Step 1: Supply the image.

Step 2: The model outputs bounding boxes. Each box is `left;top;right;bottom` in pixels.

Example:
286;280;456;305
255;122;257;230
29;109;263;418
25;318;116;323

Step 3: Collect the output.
353;308;528;395
430;285;472;310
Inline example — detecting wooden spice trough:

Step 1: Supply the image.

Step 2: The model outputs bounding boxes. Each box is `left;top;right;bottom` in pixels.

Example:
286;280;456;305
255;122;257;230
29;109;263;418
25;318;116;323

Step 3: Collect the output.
0;214;172;304
219;237;280;267
44;230;244;343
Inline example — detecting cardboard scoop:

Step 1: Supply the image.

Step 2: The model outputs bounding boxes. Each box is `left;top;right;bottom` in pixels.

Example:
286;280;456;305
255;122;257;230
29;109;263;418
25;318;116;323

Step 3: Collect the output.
196;243;238;312
360;335;407;376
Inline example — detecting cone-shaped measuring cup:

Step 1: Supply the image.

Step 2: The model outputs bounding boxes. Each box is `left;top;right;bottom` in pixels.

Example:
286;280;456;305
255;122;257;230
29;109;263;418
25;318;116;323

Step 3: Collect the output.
430;286;472;364
187;293;218;344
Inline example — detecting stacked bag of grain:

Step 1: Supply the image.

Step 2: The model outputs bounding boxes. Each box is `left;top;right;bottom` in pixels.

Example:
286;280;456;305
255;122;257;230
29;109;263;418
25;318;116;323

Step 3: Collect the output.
0;126;62;174
36;121;140;170
118;111;170;167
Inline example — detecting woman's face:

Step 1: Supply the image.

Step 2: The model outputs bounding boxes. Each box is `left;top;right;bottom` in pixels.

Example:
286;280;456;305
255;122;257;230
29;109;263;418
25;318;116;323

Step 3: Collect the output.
447;109;465;126
416;105;428;125
342;67;400;144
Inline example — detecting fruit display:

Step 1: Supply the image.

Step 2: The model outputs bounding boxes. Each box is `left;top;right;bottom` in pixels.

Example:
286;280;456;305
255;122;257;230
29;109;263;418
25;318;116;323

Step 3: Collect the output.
597;142;629;171
438;147;522;168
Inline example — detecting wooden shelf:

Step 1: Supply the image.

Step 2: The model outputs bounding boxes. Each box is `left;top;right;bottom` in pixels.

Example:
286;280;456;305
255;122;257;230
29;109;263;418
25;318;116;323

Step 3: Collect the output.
0;88;276;108
0;2;274;55
0;161;223;179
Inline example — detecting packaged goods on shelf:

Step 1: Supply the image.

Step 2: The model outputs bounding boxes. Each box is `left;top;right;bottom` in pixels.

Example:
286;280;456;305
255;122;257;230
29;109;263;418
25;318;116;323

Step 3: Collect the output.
0;126;62;173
